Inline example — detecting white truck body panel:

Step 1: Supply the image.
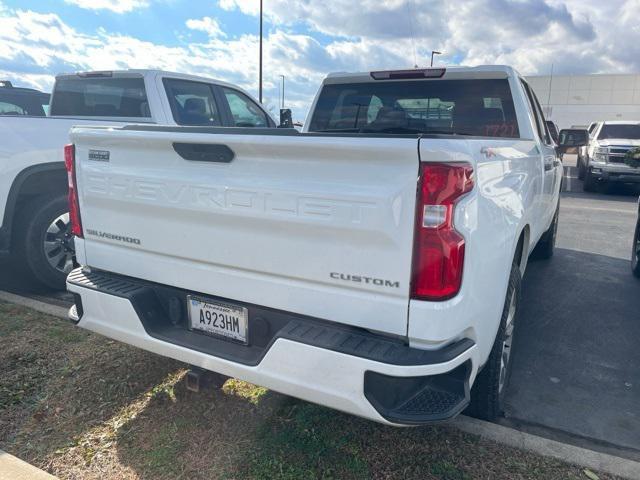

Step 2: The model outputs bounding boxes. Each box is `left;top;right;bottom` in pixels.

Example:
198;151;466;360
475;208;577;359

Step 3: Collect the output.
71;128;420;336
410;137;551;357
0;116;136;225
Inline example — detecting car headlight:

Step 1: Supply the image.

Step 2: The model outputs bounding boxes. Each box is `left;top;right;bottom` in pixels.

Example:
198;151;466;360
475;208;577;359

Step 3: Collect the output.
593;147;609;163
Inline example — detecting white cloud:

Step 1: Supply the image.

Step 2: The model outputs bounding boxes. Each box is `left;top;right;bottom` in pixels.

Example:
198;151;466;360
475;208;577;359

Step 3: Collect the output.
186;16;226;38
218;0;259;16
0;6;312;116
218;0;640;76
63;0;150;14
2;0;640;121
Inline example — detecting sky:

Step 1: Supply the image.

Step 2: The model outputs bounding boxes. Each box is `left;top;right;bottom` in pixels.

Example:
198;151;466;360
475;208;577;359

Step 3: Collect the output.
0;0;639;120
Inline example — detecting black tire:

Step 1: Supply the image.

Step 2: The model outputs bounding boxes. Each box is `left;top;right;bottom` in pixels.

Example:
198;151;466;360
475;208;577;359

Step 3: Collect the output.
466;263;521;421
532;203;559;260
583;169;598;192
632;216;640;279
12;194;75;290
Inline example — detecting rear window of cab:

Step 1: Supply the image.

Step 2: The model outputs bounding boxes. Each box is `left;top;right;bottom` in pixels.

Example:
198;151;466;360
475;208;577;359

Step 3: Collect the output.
50;76;149;118
307;78;519;138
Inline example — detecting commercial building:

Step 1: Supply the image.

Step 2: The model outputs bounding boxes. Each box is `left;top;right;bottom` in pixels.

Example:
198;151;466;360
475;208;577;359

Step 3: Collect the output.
525;73;640;129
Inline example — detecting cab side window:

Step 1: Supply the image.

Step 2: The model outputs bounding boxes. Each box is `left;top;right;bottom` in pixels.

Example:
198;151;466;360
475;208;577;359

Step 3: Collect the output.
222;87;268;127
163;78;222;126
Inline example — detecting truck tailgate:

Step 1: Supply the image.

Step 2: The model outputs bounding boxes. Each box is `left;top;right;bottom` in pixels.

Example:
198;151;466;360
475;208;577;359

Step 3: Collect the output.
71;127;420;337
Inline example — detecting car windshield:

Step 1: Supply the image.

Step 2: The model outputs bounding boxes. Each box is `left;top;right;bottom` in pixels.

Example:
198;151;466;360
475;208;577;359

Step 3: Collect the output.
598;124;640;140
307;78;519;138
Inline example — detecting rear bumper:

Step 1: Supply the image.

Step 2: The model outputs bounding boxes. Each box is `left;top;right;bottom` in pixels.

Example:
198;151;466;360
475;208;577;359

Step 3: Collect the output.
67;267;477;425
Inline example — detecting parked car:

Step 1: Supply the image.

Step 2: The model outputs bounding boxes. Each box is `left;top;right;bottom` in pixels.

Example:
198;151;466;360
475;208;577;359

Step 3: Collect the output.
577;121;640;191
0;80;49;116
67;65;564;424
633;196;640;278
0;69;275;289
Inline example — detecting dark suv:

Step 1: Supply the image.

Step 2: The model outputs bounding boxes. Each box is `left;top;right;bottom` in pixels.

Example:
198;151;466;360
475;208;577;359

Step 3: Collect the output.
0;81;50;116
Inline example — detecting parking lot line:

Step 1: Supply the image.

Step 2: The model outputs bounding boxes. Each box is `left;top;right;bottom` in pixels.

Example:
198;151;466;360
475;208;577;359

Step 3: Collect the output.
564;166;572;192
561;204;636;214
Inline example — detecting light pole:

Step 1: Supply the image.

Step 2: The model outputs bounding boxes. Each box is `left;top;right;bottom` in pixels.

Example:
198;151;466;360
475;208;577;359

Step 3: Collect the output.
430;50;442;67
279;75;285;109
259;0;263;103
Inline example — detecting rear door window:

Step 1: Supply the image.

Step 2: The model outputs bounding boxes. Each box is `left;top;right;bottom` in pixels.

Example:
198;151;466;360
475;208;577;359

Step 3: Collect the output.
221;87;268;127
163;78;222;126
308;78;519;138
50;76;149;118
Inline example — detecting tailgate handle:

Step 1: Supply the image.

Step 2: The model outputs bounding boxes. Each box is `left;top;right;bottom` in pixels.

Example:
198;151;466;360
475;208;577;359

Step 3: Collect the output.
173;143;235;163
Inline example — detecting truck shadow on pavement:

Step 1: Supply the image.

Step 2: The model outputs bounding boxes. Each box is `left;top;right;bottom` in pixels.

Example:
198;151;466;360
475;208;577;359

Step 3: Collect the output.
507;247;640;457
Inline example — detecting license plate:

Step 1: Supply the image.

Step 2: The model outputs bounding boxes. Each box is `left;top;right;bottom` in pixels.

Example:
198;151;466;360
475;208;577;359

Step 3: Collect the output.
187;296;248;344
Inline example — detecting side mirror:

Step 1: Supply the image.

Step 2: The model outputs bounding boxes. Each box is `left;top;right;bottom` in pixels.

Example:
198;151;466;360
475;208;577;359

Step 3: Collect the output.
557;128;588;154
278;108;293;128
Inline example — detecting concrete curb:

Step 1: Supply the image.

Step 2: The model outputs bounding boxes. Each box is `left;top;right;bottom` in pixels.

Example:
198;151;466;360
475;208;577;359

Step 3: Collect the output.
0;450;57;480
0;290;68;319
453;415;640;480
1;291;639;479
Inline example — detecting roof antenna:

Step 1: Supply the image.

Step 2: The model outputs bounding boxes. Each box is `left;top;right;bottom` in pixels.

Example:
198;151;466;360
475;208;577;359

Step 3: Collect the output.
546;63;554;119
405;1;418;68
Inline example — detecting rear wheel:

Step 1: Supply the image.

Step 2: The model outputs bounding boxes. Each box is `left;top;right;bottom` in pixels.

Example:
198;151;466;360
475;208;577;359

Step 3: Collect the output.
466;263;521;421
13;195;75;290
632;216;640;278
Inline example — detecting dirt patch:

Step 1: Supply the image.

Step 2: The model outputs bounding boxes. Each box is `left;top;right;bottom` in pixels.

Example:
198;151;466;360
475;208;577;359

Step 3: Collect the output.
0;301;621;479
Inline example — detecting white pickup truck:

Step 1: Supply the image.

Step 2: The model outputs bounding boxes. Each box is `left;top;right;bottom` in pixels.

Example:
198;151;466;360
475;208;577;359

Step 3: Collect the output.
576;121;640;192
67;65;566;424
0;69;275;289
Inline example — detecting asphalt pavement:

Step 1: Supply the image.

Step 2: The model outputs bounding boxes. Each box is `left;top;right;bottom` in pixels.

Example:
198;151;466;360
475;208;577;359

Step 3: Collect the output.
1;155;638;459
0;258;72;308
504;155;640;459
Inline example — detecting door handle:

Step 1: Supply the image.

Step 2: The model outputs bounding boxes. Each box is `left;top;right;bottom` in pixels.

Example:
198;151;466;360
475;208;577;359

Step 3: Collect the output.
173;143;235;163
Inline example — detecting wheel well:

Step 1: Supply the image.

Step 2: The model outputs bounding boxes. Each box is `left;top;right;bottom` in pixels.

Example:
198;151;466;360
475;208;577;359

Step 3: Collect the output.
1;163;67;252
514;226;529;274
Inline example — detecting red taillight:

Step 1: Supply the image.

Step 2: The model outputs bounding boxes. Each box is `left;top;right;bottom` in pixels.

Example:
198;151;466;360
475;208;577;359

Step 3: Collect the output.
411;162;474;301
64;144;83;238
